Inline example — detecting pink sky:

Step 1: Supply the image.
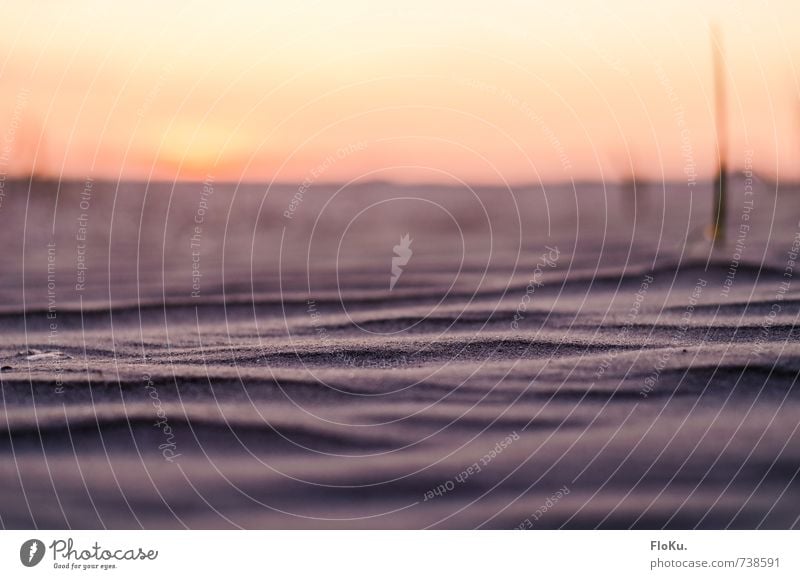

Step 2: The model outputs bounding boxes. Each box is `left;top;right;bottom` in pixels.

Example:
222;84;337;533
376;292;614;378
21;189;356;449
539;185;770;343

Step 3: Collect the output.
0;0;798;184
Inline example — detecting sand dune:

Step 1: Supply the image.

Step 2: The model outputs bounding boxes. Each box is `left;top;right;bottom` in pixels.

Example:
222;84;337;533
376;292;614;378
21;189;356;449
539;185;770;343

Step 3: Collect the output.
0;178;799;528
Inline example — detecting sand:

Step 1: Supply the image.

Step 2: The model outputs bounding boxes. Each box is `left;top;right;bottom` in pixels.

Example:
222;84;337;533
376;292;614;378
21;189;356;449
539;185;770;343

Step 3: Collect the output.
0;176;798;529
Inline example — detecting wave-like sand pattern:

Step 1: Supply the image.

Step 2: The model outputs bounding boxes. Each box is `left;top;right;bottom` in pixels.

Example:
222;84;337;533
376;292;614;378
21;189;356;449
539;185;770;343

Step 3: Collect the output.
1;179;799;528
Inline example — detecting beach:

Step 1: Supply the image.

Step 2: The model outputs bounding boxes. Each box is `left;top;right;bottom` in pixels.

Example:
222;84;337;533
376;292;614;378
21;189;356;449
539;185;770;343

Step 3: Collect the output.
1;176;799;529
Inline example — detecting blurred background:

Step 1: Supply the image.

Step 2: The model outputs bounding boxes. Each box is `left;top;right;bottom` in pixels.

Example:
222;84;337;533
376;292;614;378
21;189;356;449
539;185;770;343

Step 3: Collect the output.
0;0;797;185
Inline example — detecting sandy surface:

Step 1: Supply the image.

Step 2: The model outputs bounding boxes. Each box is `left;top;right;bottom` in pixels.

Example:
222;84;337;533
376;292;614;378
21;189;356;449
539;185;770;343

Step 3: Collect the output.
0;177;799;528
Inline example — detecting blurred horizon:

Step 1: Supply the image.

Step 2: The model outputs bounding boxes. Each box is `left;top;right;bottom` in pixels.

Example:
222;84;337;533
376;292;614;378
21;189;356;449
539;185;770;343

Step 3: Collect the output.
0;0;798;185
0;171;781;189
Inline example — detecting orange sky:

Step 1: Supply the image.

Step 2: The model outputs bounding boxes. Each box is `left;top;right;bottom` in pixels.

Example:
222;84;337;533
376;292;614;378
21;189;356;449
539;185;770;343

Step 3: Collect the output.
0;0;798;184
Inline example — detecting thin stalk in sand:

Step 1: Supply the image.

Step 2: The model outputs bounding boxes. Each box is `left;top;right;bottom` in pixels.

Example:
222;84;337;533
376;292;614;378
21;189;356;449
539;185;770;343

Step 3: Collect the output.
710;23;727;245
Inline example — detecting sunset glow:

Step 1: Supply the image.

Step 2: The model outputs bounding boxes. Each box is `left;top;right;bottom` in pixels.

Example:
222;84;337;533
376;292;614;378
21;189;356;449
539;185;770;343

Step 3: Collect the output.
1;0;799;183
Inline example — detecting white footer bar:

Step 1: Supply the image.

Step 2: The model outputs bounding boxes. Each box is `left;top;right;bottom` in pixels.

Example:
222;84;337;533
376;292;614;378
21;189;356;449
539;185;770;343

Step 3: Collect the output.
1;531;796;577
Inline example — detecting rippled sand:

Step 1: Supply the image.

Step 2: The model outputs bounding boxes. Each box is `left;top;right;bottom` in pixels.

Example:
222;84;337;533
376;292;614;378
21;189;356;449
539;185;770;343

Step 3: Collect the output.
1;177;799;528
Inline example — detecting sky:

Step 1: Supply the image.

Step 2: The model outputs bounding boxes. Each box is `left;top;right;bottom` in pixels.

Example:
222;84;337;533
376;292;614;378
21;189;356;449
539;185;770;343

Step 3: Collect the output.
0;0;798;184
